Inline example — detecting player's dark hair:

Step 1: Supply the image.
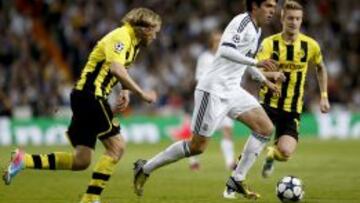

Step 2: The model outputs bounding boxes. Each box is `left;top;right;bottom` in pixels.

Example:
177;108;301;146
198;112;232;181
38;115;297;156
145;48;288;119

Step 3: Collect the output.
245;0;278;12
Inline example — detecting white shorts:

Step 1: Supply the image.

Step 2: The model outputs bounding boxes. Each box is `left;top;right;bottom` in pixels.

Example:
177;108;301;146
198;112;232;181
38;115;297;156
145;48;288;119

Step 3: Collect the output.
191;89;260;137
218;116;234;129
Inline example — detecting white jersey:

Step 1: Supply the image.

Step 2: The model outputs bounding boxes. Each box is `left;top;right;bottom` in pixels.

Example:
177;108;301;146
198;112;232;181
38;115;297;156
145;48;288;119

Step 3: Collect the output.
195;51;215;81
196;13;262;98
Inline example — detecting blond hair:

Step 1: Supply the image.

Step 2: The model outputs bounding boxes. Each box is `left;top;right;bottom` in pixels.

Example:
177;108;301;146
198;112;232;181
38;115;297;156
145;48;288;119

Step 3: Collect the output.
281;1;303;17
122;7;161;29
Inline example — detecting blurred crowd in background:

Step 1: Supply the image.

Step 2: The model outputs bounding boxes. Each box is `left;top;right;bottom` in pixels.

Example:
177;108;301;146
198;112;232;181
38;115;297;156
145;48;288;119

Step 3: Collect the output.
0;0;359;118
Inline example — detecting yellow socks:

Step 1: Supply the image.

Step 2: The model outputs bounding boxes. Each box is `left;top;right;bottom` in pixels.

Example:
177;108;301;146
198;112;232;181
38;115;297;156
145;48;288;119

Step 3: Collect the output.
267;146;289;162
24;152;73;170
80;155;117;202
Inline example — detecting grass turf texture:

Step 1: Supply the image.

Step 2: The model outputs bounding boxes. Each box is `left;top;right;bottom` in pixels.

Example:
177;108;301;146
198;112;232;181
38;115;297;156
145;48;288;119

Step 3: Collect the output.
1;138;359;203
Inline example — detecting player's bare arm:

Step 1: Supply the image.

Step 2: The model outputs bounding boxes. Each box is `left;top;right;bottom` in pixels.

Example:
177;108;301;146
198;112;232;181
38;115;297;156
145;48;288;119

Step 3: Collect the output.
263;79;281;96
110;62;157;104
315;61;330;113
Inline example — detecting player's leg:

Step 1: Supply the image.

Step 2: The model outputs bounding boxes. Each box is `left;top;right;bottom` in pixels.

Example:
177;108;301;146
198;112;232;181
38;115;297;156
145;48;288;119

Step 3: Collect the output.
80;134;125;203
262;110;300;178
2;146;81;185
134;90;225;196
224;90;273;199
169;113;201;170
219;117;235;170
2;114;94;185
79;98;123;203
133;134;211;196
224;107;273;199
262;135;297;178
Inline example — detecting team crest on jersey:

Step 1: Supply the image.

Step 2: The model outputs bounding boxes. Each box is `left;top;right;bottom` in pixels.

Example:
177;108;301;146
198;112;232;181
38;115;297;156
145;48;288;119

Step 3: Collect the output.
114;42;124;53
232;34;241;43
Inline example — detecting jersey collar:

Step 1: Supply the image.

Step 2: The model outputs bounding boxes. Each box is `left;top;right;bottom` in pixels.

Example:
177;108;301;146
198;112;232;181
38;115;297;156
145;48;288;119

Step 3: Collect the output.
246;12;260;33
281;32;301;45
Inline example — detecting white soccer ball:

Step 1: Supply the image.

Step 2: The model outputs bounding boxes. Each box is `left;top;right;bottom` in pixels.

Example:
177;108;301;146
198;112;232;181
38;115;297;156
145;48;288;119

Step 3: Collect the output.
276;176;304;202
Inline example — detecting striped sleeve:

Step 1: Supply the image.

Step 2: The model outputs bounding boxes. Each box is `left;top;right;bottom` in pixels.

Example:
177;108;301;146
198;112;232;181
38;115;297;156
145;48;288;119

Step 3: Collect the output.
221;15;252;49
104;30;130;66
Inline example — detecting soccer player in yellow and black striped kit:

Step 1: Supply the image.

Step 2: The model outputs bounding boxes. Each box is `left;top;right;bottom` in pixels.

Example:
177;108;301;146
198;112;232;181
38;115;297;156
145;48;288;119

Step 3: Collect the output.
3;8;161;203
257;1;331;178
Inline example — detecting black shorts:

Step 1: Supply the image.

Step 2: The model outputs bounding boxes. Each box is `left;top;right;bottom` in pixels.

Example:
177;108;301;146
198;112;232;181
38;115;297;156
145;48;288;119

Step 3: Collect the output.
67;90;120;149
262;104;300;142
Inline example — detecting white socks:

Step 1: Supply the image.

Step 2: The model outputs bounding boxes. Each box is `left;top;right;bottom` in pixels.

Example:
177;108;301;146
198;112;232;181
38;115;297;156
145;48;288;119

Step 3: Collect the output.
232;133;269;181
143;140;190;174
220;138;235;169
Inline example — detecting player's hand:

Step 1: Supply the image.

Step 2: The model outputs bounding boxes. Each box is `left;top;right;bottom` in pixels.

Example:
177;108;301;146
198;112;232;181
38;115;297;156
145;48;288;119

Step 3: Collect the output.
114;90;130;113
141;90;157;104
267;72;286;83
257;59;278;71
320;97;330;113
264;79;280;97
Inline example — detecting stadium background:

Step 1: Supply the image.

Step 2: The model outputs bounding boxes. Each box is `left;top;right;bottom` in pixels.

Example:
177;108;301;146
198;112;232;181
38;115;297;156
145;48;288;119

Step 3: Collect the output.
0;0;359;202
0;0;359;144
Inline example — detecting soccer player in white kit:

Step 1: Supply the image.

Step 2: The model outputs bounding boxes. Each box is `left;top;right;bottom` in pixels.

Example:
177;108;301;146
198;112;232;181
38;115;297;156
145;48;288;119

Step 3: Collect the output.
134;0;279;199
195;31;236;170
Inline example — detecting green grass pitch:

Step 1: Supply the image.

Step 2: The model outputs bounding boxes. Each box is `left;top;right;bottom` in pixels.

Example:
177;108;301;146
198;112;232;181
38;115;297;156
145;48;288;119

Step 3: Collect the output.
1;138;360;203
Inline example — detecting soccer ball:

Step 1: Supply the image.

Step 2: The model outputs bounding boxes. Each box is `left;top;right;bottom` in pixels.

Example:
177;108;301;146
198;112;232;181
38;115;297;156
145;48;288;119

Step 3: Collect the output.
276;176;304;202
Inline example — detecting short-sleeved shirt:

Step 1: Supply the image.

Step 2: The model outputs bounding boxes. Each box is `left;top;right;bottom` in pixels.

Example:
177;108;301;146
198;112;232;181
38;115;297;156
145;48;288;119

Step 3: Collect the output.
75;23;140;98
256;33;323;113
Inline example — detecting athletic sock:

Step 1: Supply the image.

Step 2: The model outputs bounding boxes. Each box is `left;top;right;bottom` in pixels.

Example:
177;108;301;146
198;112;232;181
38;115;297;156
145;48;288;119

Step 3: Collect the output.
232;133;269;181
81;155;117;202
143;140;190;174
24;152;73;170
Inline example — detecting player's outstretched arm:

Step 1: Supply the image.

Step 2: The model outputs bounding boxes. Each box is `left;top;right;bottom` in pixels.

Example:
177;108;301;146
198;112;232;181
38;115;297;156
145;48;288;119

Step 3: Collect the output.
110;62;157;103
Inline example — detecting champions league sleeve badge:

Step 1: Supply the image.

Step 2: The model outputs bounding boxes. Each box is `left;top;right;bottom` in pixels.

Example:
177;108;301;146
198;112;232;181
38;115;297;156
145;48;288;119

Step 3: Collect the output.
114;42;125;53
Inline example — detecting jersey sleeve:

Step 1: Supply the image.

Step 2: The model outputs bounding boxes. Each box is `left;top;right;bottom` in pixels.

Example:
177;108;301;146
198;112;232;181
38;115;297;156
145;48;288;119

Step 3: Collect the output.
104;32;131;66
218;15;258;66
311;41;323;65
256;38;272;61
220;16;252;49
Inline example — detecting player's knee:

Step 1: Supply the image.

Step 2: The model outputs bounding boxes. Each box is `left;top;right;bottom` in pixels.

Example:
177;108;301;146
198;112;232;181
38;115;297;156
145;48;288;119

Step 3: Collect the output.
255;122;274;137
278;147;292;160
189;142;206;155
72;147;92;170
189;137;208;155
265;123;275;136
73;156;92;170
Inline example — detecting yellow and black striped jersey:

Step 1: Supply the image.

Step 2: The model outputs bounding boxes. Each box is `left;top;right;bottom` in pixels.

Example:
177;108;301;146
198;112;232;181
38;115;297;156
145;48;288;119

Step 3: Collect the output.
256;33;323;113
75;23;140;98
